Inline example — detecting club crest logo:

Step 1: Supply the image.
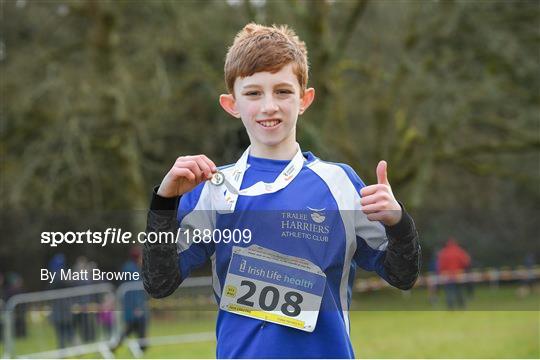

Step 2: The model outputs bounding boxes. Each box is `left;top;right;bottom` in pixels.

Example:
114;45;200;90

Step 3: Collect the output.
307;207;326;223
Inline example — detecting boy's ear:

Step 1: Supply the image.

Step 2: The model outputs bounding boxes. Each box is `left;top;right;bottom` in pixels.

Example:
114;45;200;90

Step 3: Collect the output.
299;88;315;115
219;94;241;118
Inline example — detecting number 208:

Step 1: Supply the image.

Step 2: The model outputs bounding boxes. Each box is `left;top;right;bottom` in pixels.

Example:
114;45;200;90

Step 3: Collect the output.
237;280;303;317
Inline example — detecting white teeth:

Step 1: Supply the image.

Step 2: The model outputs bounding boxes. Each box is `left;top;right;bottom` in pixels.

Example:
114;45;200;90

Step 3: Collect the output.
259;120;280;127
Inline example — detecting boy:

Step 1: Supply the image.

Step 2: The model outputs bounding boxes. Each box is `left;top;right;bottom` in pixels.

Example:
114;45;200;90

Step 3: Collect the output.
143;23;420;358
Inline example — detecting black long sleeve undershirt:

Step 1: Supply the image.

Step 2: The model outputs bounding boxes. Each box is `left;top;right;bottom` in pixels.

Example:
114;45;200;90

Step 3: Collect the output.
142;187;181;298
382;203;421;290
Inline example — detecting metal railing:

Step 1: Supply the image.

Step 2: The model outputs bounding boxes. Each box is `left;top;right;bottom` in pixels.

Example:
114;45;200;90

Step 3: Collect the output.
2;277;215;359
2;283;115;358
354;266;540;292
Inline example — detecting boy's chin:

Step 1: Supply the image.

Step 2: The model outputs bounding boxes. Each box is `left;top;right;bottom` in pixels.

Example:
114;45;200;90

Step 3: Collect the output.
248;131;297;151
254;138;291;148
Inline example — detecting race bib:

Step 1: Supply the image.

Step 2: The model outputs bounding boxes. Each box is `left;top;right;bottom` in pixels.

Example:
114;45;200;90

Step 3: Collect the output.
219;245;326;332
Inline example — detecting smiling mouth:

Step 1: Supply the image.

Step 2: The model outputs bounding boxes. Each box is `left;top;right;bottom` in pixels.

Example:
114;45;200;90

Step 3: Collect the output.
257;119;282;128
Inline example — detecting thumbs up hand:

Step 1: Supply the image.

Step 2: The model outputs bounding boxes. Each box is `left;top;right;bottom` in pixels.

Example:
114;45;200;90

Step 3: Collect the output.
359;160;402;226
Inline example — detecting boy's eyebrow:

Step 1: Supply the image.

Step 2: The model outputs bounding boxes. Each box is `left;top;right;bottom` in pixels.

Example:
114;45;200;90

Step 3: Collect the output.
241;84;261;89
274;82;295;88
241;82;296;89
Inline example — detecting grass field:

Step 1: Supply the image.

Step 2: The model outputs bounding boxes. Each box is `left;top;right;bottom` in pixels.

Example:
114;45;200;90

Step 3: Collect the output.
3;284;539;358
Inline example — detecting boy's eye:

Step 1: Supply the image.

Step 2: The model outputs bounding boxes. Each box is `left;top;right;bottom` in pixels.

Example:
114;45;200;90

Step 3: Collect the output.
245;91;261;96
276;89;293;94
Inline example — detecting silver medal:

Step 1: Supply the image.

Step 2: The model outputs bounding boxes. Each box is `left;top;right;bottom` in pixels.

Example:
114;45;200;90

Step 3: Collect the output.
210;171;225;186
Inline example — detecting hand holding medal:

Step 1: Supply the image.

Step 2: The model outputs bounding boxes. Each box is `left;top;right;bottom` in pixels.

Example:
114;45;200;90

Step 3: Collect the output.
157;155;218;198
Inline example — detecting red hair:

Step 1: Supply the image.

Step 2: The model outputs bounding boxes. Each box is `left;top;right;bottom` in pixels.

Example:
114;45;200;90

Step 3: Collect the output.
224;23;309;96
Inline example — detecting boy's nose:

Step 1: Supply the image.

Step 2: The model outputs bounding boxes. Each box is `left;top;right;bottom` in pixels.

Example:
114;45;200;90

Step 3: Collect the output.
261;96;279;114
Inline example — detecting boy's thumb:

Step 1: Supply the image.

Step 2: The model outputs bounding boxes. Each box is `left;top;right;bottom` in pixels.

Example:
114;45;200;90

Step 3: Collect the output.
376;160;389;185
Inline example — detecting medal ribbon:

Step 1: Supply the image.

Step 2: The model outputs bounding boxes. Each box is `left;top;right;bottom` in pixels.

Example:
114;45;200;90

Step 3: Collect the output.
219;144;305;210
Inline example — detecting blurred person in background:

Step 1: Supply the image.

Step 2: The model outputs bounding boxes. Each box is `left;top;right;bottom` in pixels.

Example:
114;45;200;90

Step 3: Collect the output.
48;253;74;348
72;256;97;343
97;293;115;338
518;252;536;297
111;246;149;353
437;237;471;310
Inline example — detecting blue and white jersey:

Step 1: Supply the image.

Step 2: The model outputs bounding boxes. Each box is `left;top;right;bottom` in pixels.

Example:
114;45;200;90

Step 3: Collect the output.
176;152;390;359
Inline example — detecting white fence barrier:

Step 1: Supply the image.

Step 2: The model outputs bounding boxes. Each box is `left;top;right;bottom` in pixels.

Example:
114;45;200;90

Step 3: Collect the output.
354;266;540;292
2;283;116;358
2;277;214;359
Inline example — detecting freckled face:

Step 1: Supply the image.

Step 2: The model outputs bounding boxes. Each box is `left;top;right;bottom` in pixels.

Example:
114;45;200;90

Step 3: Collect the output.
233;63;303;150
